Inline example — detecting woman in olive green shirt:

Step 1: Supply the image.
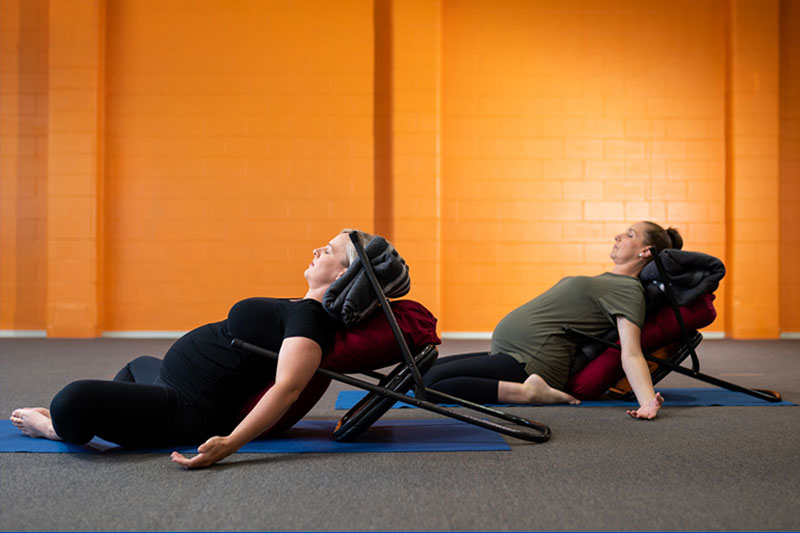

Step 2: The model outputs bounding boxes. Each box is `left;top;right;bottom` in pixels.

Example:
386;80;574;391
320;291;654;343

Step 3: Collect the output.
425;221;682;420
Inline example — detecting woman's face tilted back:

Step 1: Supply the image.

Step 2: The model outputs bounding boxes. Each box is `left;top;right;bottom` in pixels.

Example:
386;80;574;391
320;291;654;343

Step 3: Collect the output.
304;233;351;290
609;221;650;266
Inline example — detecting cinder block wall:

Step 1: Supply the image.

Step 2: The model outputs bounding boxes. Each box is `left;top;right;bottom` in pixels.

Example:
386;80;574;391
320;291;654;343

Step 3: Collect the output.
0;0;48;332
781;0;800;333
1;0;798;338
440;0;728;331
102;1;375;331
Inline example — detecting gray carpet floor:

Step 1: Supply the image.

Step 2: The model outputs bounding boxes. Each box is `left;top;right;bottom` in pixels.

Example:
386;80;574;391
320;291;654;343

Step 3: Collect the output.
1;336;798;531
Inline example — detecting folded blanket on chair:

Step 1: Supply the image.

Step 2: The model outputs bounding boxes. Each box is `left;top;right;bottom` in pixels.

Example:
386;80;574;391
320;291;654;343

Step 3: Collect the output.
640;249;725;311
323;236;411;326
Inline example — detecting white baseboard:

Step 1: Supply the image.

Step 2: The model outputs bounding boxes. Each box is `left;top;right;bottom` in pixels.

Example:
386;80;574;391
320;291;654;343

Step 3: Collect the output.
440;332;492;340
0;330;47;338
441;331;728;341
102;331;185;339
2;329;795;341
1;330;185;339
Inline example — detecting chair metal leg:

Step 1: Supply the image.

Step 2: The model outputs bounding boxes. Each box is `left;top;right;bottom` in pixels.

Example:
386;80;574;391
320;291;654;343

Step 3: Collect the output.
232;338;552;443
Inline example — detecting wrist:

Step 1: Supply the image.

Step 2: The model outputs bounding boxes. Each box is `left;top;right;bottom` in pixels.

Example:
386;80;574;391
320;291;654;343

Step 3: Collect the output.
226;429;256;450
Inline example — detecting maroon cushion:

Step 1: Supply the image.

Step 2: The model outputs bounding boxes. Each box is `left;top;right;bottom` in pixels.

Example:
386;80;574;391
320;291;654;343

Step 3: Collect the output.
237;300;440;436
322;299;441;373
567;294;717;400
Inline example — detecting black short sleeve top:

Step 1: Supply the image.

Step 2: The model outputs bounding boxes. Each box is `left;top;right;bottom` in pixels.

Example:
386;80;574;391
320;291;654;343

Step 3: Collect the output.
160;297;337;417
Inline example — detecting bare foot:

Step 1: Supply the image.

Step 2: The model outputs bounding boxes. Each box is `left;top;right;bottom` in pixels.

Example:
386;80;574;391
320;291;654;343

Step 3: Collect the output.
521;374;581;405
10;408;61;440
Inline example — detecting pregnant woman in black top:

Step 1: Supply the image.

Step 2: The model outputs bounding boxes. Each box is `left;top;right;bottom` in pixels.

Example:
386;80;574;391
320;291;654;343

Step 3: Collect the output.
10;230;371;469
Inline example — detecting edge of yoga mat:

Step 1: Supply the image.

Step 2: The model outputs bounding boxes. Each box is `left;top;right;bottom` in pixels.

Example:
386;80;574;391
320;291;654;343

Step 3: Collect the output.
0;418;510;454
334;387;797;410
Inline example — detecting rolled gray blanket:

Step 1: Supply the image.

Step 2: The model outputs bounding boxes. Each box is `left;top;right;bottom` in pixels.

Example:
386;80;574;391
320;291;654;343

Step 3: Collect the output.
322;235;411;325
639;249;726;311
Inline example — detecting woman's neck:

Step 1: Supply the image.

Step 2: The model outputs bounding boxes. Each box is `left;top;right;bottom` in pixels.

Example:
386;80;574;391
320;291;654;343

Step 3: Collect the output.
610;262;644;278
303;287;326;302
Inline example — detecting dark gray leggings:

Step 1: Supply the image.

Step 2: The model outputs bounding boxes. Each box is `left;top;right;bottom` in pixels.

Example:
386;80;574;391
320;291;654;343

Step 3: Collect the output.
422;352;528;404
49;356;211;448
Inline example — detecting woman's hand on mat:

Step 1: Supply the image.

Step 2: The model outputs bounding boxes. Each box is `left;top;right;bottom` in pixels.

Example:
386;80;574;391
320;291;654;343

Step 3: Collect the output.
170;436;237;469
626;392;664;420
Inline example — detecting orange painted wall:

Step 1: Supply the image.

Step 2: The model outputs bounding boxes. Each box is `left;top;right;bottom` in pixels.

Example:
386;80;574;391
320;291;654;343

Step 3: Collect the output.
0;0;48;331
46;0;106;337
379;0;443;319
440;0;727;332
1;0;799;338
725;0;780;338
780;0;800;332
103;0;375;330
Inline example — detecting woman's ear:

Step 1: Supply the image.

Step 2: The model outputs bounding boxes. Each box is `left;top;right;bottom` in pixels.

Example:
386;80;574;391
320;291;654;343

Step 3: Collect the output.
335;269;347;281
638;248;652;259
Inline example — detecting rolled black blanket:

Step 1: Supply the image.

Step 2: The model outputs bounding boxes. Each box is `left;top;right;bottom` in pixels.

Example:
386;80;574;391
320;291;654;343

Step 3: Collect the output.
322;235;411;326
640;249;726;311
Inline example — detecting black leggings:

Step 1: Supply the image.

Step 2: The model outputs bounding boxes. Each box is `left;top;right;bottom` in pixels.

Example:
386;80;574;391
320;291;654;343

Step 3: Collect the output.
49;356;212;448
422;352;528;404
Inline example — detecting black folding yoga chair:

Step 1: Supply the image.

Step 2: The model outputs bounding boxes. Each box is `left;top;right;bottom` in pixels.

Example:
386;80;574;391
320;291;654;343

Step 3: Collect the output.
232;231;552;444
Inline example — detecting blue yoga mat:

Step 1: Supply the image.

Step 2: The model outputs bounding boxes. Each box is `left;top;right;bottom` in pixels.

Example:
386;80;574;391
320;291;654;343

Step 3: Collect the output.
0;418;509;454
335;387;796;410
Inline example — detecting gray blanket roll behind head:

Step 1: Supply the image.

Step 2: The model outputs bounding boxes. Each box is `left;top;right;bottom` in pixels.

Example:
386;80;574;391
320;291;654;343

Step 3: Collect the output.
639;249;726;311
322;235;411;326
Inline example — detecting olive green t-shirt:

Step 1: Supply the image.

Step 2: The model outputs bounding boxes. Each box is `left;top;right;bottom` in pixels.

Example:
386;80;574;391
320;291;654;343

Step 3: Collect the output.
490;272;645;391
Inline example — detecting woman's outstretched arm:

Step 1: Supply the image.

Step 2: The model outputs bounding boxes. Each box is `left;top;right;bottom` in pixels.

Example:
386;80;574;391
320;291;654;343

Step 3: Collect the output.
170;336;323;469
616;316;663;420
